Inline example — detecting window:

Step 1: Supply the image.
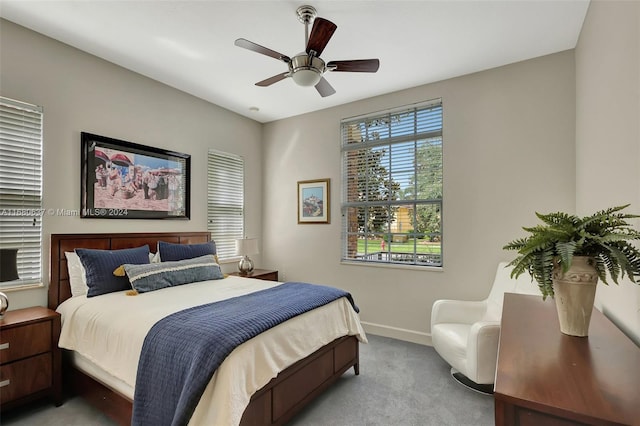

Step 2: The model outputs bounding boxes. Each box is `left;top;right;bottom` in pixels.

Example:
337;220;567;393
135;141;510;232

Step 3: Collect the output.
0;97;43;287
341;99;443;267
207;150;244;261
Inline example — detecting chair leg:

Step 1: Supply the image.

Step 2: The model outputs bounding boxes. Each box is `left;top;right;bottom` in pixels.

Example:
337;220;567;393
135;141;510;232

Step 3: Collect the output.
450;368;494;395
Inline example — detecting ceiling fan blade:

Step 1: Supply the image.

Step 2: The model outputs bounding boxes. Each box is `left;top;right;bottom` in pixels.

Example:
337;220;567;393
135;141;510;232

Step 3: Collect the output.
234;38;290;63
306;18;337;57
255;72;290;87
327;59;380;73
315;77;336;97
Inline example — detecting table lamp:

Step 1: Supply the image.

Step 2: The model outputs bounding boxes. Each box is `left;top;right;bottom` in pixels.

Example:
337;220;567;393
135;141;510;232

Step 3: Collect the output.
235;238;258;276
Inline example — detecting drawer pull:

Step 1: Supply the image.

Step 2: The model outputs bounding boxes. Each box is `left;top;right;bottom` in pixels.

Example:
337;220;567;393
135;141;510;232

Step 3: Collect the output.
0;342;8;350
0;379;9;387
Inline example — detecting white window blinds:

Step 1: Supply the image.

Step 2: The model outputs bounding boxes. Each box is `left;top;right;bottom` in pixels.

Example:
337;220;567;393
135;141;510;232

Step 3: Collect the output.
207;150;244;261
341;99;443;267
0;97;43;287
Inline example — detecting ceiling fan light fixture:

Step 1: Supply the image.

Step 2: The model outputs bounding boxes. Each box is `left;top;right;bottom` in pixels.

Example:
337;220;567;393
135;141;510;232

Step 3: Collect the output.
291;68;322;87
235;5;379;97
289;54;325;87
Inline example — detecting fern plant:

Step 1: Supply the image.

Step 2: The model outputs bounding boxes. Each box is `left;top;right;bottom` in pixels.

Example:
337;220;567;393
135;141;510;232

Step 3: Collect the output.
503;205;640;299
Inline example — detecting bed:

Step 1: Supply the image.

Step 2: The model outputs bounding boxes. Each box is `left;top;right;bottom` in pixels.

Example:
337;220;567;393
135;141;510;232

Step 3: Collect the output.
49;232;366;425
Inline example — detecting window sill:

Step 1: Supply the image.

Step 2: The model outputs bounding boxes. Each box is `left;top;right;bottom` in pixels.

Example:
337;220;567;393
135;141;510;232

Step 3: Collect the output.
340;260;443;272
0;282;45;293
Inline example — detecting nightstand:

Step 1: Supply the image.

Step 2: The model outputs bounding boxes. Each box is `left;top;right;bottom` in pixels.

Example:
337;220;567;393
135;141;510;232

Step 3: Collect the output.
229;269;278;281
0;306;62;411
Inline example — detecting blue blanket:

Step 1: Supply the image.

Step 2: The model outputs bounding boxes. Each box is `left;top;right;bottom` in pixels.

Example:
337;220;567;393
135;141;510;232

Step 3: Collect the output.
131;282;359;426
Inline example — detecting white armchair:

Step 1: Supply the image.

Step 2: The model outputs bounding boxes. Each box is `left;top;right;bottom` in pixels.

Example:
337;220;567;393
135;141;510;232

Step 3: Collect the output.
431;262;539;391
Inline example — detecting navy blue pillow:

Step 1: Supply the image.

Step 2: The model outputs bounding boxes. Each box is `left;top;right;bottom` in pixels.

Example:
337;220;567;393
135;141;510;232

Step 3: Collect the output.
76;245;150;297
157;241;216;262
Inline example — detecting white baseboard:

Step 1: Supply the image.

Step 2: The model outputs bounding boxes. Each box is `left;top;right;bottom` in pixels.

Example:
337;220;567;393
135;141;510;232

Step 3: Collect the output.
360;321;432;346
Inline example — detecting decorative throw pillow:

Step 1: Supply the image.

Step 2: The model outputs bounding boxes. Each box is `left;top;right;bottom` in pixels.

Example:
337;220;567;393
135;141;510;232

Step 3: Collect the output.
121;254;223;294
157;240;216;262
65;251;88;297
76;245;150;297
152;250;219;265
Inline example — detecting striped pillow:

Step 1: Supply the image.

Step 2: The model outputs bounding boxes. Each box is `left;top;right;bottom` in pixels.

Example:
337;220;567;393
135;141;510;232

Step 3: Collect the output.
123;254;223;294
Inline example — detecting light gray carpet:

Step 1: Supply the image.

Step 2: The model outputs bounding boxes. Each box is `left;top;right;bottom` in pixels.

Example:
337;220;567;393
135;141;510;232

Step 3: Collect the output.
1;335;494;425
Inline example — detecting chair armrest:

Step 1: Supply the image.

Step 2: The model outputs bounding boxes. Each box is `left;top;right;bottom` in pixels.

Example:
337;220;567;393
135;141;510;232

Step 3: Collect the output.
431;299;487;326
466;320;501;384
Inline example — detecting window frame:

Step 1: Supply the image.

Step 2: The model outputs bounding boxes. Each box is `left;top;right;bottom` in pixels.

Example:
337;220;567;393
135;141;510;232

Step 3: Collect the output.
340;99;443;268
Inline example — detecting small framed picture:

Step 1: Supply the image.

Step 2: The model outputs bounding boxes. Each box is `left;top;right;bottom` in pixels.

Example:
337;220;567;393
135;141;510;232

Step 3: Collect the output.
298;178;330;224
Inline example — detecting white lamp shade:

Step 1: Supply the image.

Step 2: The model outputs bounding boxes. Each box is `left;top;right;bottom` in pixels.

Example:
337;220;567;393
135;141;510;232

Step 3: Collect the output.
291;69;322;87
0;248;19;282
235;238;259;256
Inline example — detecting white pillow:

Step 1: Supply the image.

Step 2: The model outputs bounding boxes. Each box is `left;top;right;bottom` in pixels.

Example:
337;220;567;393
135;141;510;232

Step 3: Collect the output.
65;251;87;297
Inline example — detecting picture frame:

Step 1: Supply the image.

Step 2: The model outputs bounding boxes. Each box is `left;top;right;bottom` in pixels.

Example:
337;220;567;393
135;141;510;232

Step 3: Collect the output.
80;132;190;219
297;178;330;224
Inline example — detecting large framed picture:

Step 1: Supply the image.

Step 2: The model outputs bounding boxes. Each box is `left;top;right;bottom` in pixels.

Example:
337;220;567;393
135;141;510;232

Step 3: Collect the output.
297;178;330;224
80;132;190;219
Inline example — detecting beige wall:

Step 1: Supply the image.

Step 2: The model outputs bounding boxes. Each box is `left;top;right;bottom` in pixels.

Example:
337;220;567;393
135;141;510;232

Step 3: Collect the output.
262;51;576;343
0;20;264;309
575;0;640;344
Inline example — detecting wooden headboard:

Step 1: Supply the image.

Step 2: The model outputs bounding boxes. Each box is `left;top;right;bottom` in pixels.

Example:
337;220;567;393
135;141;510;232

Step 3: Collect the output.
49;232;211;310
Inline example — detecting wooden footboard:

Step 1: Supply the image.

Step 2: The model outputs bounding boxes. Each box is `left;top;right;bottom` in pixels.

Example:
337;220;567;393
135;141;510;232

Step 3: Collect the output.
51;232;360;425
240;335;359;425
64;335;359;425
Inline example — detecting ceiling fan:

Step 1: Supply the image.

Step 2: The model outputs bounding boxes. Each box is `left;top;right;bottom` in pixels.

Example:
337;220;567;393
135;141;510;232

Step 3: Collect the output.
234;5;380;97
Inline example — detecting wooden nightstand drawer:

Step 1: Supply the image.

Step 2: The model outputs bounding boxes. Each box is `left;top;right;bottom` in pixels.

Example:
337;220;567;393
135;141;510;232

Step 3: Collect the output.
0;353;52;404
0;321;51;364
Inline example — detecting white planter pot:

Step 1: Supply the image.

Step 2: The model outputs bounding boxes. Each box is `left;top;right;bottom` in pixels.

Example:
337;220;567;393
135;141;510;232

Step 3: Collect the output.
552;256;598;337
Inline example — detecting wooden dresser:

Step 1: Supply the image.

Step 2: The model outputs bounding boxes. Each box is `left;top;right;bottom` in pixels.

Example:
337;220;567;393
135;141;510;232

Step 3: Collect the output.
0;306;62;410
494;293;640;426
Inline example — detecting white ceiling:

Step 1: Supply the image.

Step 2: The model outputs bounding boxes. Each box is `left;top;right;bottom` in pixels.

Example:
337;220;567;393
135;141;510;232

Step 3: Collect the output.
0;0;589;123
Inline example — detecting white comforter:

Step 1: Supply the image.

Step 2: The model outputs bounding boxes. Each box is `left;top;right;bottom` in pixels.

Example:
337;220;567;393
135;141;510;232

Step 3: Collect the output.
57;276;367;425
